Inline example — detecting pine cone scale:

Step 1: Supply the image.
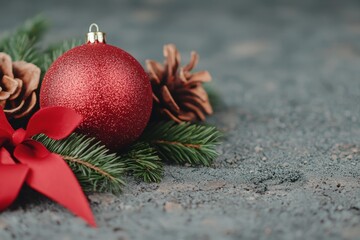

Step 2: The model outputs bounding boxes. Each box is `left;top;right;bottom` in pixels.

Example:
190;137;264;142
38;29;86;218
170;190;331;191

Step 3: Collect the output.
160;85;180;113
152;93;161;104
182;102;206;121
9;79;23;100
4;98;25;113
1;75;18;94
146;60;164;84
0;91;10;100
183;51;198;72
0;53;14;77
177;111;196;122
180;95;213;115
176;85;210;103
187;71;212;84
164;44;181;77
7;92;37;118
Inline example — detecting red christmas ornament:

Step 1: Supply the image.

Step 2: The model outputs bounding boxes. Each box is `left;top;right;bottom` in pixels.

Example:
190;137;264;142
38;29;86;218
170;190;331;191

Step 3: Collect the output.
40;24;153;150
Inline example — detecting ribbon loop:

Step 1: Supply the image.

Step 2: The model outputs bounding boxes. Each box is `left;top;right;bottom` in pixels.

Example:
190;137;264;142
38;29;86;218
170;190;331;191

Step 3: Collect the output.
0;107;96;227
25;107;82;140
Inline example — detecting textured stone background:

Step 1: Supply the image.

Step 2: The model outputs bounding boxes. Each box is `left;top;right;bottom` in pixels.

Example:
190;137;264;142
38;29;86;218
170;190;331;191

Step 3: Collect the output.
1;0;360;239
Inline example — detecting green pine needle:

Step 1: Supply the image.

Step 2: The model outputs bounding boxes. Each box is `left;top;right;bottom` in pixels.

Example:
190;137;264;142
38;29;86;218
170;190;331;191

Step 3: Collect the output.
42;39;82;72
15;15;48;42
141;121;222;166
1;35;40;64
0;15;48;64
0;15;48;48
34;133;125;194
122;142;164;183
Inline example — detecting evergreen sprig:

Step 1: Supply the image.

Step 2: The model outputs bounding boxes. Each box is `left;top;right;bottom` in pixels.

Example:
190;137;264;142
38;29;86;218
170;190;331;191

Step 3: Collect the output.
141;121;222;166
0;15;48;48
42;39;82;72
1;34;40;64
0;15;47;64
34;133;125;194
122;142;163;183
13;15;48;42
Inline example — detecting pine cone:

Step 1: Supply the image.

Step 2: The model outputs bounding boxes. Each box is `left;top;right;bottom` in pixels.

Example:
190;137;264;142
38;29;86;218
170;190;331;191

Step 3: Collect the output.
0;52;40;119
146;44;213;123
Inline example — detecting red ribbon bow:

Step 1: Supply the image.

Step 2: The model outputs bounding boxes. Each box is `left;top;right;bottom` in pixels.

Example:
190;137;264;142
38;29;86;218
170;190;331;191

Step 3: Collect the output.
0;107;96;227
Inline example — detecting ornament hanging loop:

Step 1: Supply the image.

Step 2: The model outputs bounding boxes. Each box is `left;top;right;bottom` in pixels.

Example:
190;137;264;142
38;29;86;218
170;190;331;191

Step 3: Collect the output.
86;23;106;44
89;23;99;33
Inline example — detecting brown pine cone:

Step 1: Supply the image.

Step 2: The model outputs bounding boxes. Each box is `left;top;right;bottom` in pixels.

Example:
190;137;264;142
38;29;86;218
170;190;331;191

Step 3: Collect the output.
0;52;40;119
146;44;213;123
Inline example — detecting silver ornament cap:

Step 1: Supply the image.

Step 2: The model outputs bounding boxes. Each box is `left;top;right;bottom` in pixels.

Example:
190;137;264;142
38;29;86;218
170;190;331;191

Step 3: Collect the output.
86;23;106;43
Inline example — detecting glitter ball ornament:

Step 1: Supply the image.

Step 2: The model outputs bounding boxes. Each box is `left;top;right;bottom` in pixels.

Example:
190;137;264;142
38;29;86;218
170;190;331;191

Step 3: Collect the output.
40;24;153;150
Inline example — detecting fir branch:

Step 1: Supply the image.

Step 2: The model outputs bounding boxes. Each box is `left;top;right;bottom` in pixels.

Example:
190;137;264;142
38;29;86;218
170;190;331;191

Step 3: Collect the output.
1;35;40;64
0;15;48;48
122;142;163;183
15;15;48;42
34;133;125;194
0;15;48;64
42;39;82;72
141;121;222;166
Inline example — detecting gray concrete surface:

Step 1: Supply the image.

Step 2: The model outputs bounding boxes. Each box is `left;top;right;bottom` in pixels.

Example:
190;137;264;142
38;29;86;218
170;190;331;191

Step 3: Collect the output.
1;0;360;239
